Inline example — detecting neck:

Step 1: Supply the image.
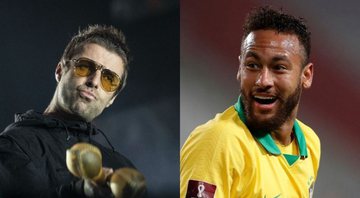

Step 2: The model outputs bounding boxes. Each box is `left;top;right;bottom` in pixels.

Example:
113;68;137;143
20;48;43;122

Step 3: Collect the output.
271;106;299;146
44;95;86;122
271;121;294;146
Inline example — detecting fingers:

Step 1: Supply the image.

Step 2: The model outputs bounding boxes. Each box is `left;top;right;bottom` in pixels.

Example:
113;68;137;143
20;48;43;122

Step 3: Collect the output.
84;179;113;198
82;167;146;198
66;144;145;198
110;168;146;198
103;167;114;180
83;179;95;197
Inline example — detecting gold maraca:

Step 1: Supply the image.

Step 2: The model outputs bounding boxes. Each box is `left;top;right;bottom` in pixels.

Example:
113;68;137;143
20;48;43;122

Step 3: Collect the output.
110;168;146;198
66;142;106;183
66;143;146;198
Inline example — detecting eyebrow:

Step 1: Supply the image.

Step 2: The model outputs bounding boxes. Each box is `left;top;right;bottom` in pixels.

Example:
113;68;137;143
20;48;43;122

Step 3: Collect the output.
245;52;290;63
272;55;290;62
244;51;260;60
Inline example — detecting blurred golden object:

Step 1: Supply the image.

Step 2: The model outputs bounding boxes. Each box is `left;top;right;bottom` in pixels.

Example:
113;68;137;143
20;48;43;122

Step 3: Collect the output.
66;142;105;183
110;168;146;198
66;143;146;197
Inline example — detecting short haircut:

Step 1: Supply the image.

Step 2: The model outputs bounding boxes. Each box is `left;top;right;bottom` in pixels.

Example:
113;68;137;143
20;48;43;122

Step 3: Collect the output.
61;24;130;93
242;6;311;66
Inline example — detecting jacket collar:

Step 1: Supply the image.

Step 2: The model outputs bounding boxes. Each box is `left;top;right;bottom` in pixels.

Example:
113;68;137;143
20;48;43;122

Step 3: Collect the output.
12;109;99;135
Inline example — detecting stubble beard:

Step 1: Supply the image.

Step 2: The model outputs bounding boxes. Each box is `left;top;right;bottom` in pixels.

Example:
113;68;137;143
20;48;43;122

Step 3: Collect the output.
63;89;103;122
240;83;302;132
70;98;103;122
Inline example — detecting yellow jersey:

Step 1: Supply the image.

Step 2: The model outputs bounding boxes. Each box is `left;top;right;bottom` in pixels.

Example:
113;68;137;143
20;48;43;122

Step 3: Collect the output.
180;98;321;198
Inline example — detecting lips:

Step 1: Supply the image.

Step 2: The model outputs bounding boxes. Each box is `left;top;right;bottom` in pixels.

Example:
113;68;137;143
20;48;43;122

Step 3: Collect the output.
252;94;278;111
253;95;277;104
79;90;97;101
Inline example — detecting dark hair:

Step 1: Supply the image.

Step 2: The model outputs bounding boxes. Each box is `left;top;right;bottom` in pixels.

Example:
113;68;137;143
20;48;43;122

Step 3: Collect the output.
61;24;130;93
242;6;311;65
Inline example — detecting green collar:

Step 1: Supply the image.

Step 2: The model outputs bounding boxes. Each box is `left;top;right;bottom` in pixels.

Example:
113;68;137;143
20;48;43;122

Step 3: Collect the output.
234;96;308;158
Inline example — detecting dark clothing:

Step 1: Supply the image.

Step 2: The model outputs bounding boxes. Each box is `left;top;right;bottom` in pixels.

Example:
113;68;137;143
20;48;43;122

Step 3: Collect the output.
0;110;135;197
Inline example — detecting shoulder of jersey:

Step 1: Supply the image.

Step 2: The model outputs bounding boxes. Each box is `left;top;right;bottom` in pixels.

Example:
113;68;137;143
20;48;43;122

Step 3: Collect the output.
296;119;321;158
189;106;250;143
296;120;320;145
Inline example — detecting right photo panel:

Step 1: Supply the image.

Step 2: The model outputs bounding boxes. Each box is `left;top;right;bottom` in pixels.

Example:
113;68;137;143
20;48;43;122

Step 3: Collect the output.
180;0;360;197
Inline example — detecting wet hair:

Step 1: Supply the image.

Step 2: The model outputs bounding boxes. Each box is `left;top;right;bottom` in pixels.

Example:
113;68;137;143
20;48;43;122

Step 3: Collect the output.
61;24;130;93
242;6;311;65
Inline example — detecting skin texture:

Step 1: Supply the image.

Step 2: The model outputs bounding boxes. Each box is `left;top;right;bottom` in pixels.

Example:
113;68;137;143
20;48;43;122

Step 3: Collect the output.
44;43;124;122
237;30;313;145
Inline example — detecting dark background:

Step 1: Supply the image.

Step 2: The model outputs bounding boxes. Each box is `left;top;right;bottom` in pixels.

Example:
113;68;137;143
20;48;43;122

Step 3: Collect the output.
0;0;179;197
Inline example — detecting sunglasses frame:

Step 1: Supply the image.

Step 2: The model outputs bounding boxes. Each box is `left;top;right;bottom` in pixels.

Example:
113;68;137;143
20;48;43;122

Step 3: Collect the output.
68;57;121;92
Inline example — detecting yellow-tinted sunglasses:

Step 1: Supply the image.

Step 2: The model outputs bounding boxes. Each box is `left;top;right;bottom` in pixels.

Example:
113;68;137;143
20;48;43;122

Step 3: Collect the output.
68;57;121;92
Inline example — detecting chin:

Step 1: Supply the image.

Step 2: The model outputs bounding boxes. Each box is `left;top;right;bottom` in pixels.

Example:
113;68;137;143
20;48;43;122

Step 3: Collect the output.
253;114;275;123
247;111;284;132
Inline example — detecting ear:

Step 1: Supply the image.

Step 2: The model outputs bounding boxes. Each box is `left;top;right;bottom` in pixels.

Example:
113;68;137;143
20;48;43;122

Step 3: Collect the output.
301;62;314;89
55;62;63;82
236;55;242;81
105;94;118;108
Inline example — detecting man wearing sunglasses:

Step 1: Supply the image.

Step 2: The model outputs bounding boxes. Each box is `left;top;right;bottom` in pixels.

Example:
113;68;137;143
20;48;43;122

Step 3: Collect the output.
0;25;144;197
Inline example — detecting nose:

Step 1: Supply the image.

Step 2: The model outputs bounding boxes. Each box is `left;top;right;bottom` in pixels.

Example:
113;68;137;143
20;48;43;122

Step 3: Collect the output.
255;68;274;89
85;70;101;89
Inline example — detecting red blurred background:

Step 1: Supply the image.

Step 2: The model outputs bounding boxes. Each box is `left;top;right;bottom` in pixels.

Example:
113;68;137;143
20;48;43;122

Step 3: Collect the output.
180;0;360;197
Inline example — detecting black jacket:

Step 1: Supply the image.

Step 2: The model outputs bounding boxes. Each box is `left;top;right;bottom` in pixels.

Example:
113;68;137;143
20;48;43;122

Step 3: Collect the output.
0;110;135;197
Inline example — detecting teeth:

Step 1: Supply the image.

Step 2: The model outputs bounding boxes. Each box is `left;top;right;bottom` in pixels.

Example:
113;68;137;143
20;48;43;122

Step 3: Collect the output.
254;96;275;100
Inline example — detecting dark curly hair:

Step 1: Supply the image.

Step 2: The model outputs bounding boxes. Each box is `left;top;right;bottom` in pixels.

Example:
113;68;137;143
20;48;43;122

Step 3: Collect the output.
61;24;130;93
242;6;311;66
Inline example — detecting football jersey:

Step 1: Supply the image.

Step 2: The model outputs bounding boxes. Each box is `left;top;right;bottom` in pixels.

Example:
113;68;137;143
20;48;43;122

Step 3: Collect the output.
180;97;321;198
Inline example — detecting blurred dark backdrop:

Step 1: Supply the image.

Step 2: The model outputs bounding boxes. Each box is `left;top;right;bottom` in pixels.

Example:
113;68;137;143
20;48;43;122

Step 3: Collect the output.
0;0;179;197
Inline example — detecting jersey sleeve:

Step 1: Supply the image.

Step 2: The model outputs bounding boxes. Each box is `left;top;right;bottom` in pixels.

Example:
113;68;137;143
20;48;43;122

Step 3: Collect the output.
180;124;245;198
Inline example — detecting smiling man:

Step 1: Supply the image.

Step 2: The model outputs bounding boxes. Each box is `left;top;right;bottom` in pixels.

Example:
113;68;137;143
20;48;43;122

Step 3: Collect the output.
0;25;145;197
181;7;320;198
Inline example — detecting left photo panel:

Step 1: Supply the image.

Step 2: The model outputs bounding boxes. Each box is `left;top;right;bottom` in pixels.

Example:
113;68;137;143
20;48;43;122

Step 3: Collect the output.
0;1;179;197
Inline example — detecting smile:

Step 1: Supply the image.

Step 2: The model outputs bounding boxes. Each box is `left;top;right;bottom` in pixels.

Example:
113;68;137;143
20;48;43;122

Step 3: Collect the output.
253;95;277;105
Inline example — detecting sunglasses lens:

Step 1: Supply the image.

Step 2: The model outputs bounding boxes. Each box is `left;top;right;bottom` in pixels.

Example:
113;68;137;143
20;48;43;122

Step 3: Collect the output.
101;69;121;92
72;58;121;92
74;60;94;77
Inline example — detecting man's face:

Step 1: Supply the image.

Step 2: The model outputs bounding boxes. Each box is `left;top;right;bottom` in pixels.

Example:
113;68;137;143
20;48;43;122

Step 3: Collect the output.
237;30;313;131
56;43;124;121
